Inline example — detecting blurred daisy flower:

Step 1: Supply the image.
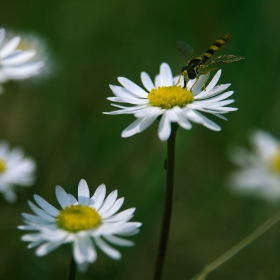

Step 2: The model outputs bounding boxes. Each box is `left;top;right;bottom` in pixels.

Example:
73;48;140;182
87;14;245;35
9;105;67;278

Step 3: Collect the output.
228;130;280;201
0;28;44;93
0;141;36;203
19;179;141;271
104;62;236;141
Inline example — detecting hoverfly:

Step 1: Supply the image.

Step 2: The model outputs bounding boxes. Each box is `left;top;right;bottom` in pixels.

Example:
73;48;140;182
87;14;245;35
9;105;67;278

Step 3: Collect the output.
177;34;245;88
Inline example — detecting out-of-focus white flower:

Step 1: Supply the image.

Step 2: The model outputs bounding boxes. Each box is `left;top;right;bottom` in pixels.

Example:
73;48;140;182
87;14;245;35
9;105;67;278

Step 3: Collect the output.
228;130;280;201
0;141;36;203
0;28;44;93
104;62;237;141
19;179;141;272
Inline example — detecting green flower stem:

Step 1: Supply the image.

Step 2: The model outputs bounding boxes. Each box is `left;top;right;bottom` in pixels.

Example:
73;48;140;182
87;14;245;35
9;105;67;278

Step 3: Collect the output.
190;210;280;280
68;254;77;280
153;124;178;280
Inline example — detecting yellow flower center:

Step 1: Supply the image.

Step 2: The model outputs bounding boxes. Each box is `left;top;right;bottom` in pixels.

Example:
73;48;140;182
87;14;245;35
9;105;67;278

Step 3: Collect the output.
0;158;7;173
56;204;101;233
148;86;194;109
271;150;280;174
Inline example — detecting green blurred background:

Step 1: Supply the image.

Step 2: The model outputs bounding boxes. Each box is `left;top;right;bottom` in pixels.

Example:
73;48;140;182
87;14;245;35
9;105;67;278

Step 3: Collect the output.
1;0;280;279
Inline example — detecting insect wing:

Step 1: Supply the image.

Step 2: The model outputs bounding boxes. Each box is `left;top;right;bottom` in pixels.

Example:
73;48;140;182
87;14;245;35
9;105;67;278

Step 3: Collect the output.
205;55;245;66
176;41;194;61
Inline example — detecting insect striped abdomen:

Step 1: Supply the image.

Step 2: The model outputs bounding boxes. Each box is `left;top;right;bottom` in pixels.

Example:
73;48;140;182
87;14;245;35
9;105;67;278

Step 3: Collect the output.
202;34;232;63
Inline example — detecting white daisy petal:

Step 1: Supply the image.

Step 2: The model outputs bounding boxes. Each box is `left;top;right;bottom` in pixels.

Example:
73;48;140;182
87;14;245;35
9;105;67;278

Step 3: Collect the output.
101;197;124;219
21;233;42;242
1;50;36;66
18;225;37;231
55;186;71;208
121;116;158;138
98;190;118;214
106;222;142;236
0;29;5;48
74;236;95;264
195;84;231;100
104;106;144;115
228;130;280;201
201;117;221;131
250;130;278;161
199;91;234;102
184;109;206;124
134;106;162;118
67;194;78;204
118;77;148;98
28;201;55;222
103;235;134;246
173;75;183;87
89;183;106;210
109;85;148;104
211;113;228;121
28;240;45;249
158;113;172;141
205;69;221;92
41;230;68;242
141;71;155;91
34;195;59;217
110;103;147;111
0;36;21;58
176;114;192;130
186;78;197;91
160;62;173;86
78;179;90;205
94;237;121;259
36;241;63;256
154;74;161;88
191;73;210;96
191;111;221;131
0;29;45;93
2;190;17;203
103;208;135;223
0;141;36;203
106;97;123;102
22;213;50;224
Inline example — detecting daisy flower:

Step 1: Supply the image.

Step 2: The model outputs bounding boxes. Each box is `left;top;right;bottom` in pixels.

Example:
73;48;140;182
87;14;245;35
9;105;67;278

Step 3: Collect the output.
228;130;280;201
18;179;142;271
0;28;44;93
0;141;36;203
104;62;237;141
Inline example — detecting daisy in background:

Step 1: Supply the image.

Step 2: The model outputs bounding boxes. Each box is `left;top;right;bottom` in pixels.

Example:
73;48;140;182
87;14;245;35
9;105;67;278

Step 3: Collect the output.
228;130;280;201
6;29;52;77
104;62;237;141
19;179;141;272
0;141;36;203
0;28;44;94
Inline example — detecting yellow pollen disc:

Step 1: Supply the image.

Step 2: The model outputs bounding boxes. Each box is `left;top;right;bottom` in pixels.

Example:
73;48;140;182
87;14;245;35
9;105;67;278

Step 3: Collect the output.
148;86;194;109
0;158;7;173
56;204;101;233
271;150;280;174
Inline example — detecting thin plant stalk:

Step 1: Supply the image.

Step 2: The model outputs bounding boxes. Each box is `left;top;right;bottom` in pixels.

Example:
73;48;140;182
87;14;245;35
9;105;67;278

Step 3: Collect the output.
190;210;280;280
153;124;178;280
68;254;77;280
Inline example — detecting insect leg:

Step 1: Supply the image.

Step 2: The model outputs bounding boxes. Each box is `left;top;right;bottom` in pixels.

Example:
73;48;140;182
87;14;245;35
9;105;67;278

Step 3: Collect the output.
190;77;199;91
197;68;218;90
183;70;189;88
175;75;182;86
